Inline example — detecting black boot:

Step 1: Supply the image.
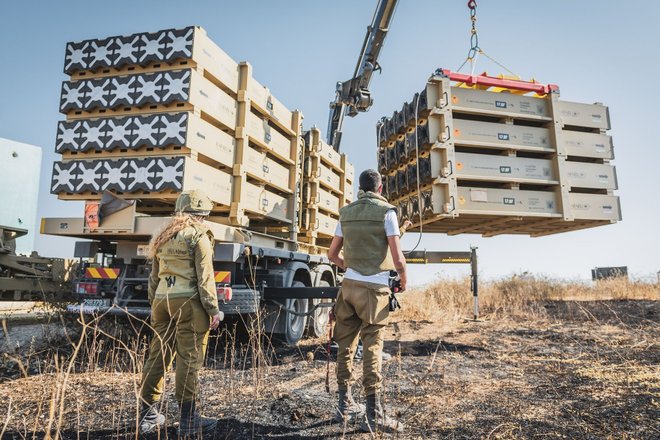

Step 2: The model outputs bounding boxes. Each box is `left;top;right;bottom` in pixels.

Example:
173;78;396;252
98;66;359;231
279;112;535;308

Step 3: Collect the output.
334;388;365;424
138;402;165;434
178;401;217;437
360;394;404;433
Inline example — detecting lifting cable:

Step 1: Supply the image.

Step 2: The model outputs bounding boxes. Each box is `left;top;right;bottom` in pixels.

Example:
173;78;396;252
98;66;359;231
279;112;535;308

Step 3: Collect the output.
456;0;519;78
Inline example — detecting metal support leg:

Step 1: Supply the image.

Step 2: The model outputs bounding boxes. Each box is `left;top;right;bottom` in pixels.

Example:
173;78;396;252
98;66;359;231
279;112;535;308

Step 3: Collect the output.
470;246;478;320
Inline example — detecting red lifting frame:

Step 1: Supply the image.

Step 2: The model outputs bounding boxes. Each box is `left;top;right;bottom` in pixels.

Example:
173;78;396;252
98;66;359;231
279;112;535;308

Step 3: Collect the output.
439;69;559;95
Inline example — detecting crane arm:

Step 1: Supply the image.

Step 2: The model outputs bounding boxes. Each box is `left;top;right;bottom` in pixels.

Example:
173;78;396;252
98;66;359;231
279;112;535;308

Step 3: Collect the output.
327;0;398;151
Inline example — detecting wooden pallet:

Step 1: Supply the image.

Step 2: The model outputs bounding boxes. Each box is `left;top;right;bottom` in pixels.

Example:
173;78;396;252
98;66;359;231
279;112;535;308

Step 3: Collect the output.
403;213;613;238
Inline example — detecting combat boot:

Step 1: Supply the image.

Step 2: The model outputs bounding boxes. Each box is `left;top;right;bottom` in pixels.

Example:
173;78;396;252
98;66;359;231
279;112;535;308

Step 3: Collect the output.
334;387;365;424
138;402;165;434
178;401;217;437
360;393;404;434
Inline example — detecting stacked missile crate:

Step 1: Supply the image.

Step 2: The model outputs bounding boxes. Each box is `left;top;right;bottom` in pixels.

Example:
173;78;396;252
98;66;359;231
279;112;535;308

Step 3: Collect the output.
377;71;621;237
299;128;354;250
52;26;302;234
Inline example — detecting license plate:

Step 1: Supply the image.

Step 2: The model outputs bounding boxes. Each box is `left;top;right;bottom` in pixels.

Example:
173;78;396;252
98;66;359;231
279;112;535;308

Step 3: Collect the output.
83;299;111;308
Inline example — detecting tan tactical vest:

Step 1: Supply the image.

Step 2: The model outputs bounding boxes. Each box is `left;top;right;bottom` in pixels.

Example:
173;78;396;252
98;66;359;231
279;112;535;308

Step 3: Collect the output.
155;225;213;298
339;191;396;276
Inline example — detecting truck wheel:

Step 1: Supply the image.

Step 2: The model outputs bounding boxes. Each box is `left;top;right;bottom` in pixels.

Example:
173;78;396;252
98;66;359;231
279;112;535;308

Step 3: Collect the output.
278;281;308;345
307;281;331;338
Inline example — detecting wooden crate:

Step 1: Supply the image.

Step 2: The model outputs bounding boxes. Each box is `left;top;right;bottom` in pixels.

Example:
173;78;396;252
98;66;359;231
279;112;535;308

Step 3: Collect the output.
304;128;343;171
242;145;292;193
299;207;338;240
238;181;291;223
448;152;617;190
341;154;355;206
64;26;241;94
378;72;619;236
563;131;614;160
61;69;237;132
57;26;308;234
56;111;235;169
426;184;621;220
229;71;302;228
565;161;617;190
298;128;356;246
302;182;340;215
242;110;293;163
246;74;295;134
302;129;352;195
397;185;620;236
314;210;338;237
51;156;232;206
451;118;613;159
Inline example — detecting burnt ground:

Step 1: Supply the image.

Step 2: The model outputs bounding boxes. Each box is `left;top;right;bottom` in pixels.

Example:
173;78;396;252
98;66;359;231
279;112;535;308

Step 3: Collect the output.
0;300;658;439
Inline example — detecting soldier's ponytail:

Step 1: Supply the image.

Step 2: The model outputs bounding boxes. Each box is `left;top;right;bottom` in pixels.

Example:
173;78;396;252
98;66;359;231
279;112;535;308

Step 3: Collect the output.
148;213;201;260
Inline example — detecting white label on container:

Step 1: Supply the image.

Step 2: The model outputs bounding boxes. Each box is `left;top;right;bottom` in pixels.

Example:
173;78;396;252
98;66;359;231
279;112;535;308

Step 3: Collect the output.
470;189;488;202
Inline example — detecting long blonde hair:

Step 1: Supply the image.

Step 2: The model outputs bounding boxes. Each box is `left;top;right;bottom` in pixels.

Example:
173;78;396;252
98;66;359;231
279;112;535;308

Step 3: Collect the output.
148;213;201;259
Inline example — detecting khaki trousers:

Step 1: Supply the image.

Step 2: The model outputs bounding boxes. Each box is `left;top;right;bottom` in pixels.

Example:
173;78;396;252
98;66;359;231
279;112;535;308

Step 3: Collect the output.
140;295;210;405
334;278;390;396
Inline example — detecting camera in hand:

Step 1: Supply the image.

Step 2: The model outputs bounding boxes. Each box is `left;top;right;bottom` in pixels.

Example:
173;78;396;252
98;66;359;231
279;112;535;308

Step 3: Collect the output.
388;271;402;312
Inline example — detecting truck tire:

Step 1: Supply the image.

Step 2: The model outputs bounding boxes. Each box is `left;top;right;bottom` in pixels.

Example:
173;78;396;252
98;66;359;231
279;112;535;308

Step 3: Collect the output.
276;280;308;346
307;280;331;338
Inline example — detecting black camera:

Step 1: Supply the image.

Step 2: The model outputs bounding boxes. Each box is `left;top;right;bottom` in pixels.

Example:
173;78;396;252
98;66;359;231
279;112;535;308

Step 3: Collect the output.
388;271;402;312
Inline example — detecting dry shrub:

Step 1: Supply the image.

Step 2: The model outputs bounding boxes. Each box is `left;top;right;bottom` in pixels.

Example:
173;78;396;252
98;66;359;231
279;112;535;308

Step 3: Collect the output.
398;273;658;323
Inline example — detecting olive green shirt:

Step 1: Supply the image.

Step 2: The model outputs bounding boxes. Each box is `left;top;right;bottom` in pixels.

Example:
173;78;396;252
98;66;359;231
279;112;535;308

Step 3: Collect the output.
339;190;396;276
148;224;219;317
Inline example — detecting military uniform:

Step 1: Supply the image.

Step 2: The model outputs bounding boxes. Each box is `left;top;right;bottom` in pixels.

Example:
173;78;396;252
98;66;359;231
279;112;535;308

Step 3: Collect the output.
334;190;396;396
138;190;220;436
140;223;219;405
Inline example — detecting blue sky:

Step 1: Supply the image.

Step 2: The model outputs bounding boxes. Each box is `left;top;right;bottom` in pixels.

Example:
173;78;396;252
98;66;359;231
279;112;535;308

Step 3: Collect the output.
1;0;658;285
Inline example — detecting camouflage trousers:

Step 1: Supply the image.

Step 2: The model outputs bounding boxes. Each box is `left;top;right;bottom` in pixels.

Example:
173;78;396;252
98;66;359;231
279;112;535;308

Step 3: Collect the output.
334;278;391;396
140;295;210;405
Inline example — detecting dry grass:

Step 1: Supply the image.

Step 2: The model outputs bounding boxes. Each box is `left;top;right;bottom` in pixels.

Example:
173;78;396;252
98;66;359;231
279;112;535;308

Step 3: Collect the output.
0;275;657;439
398;274;658;323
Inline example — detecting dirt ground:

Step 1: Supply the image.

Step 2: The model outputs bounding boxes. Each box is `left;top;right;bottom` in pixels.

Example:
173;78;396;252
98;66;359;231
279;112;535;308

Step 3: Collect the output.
0;299;658;439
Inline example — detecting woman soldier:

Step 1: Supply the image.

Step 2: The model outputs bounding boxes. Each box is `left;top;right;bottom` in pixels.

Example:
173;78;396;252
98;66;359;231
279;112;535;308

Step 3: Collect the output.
138;190;223;436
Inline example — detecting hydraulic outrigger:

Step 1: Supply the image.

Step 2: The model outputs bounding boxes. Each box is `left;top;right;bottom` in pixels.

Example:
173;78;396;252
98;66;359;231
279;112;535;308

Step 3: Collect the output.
263;247;481;320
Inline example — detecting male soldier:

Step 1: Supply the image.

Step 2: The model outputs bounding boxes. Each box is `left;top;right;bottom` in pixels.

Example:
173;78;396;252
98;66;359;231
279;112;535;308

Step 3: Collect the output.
139;190;222;436
327;169;407;433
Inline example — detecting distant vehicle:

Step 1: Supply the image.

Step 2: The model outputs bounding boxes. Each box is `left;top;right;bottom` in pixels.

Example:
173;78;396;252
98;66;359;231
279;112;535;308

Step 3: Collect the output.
0;225;75;301
591;266;628;280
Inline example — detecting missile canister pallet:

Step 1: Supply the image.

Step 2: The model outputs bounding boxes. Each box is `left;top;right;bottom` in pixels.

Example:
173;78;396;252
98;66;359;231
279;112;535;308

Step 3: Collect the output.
298;128;354;250
64;27;241;93
53;26;303;232
377;70;621;237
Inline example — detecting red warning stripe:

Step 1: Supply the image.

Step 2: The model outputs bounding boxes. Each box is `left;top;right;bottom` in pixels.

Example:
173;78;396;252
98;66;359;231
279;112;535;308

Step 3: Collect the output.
214;271;231;283
85;267;121;279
